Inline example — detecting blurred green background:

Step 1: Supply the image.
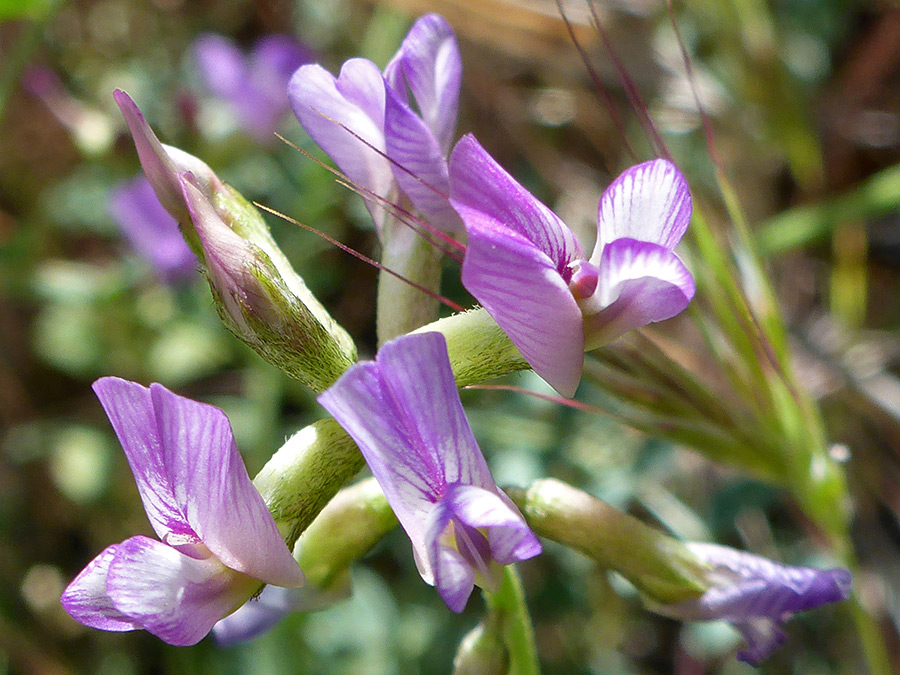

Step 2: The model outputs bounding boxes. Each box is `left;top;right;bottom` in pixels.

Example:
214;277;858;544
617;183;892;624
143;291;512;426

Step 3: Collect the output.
1;0;900;673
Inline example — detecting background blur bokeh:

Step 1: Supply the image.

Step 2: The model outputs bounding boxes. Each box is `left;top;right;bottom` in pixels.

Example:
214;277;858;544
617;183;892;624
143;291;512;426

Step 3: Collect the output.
2;0;900;673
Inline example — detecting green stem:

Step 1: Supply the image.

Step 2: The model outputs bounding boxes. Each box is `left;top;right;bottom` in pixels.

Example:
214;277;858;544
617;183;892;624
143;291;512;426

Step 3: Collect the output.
847;596;892;675
377;215;444;344
483;565;540;675
508;480;708;603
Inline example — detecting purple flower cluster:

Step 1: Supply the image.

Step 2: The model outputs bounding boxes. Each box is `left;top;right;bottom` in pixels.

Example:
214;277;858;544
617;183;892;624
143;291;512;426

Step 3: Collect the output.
63;12;852;663
289;14;461;234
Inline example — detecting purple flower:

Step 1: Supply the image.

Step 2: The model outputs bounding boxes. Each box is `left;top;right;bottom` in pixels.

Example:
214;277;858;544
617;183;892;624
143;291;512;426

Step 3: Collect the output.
449;135;696;397
212;578;349;645
289;14;462;234
108;176;197;283
660;543;852;665
61;378;304;646
195;34;313;144
318;333;541;612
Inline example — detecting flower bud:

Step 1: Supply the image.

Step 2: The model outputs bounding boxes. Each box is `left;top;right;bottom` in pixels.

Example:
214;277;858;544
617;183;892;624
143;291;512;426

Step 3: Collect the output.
179;176;356;391
114;89;222;228
453;615;508;675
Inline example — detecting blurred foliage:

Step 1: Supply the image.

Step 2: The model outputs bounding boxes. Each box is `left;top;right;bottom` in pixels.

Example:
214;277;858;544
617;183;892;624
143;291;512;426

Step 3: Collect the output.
1;0;900;674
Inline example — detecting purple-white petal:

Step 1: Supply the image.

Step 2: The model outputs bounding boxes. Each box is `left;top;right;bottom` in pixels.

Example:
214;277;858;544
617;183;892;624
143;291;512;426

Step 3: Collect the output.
178;175;261;332
462;218;585;397
582;239;694;350
444;484;541;565
592;159;692;259
425;501;475;613
450;134;583;269
318;333;488;570
105;535;259;646
148;383;304;588
384;14;461;153
61;544;140;632
687;543;852;620
108;176;197;283
375;333;493;489
383;85;461;232
289;60;392;230
92;377;195;543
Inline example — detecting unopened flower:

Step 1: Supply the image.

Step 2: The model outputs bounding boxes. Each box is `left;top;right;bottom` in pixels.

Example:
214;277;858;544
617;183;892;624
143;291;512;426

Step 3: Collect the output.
450;135;695;397
289;14;462;234
61;377;304;646
113;90;357;390
108;176;197;283
114;89;224;227
177;173;357;391
318;332;541;612
195;34;312;143
655;543;852;665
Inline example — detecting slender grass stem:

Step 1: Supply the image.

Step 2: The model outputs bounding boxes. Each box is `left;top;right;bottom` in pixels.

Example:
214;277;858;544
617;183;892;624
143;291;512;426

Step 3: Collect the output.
483;565;541;675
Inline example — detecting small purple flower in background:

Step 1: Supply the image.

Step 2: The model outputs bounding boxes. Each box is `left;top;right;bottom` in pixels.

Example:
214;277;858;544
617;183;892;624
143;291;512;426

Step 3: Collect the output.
449;135;695;397
212;578;350;645
658;543;852;665
61;378;304;646
318;333;541;612
289;14;462;234
194;33;313;144
108;176;197;283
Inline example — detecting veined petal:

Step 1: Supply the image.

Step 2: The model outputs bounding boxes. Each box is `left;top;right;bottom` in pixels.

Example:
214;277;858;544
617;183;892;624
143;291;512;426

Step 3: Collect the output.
149;384;304;588
462;218;585;397
376;333;491;489
92;377;193;543
583;239;694;350
445;484;542;565
425;500;475;613
384;85;461;233
106;535;259;646
592;159;692;260
450;134;582;269
289;61;392;229
61;544;140;632
318;335;472;568
384;14;461;152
